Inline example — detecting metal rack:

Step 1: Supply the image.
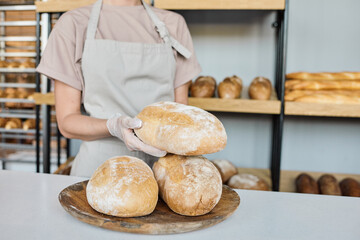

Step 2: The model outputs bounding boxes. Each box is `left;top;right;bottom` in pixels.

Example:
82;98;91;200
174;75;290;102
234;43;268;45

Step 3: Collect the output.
0;4;68;172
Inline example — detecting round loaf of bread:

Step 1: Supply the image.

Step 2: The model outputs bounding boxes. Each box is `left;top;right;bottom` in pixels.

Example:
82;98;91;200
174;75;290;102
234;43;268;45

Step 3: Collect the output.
190;76;216;98
248;77;272;100
153;154;223;216
135;101;227;155
86;156;158;217
212;159;238;183
218;76;242;99
227;173;270;191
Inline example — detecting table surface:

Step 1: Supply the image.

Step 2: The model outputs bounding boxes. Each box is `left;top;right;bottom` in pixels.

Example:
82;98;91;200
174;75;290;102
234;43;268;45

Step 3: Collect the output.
0;170;359;240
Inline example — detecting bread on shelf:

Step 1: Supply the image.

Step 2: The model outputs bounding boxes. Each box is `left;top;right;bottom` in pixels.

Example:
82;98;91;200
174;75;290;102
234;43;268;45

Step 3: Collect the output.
5;118;22;129
217;75;242;99
285;79;360;91
318;174;341;196
227;173;270;191
190;76;216;98
212;159;238;183
339;178;360;197
23;119;36;130
248;76;272;100
286;72;360;81
295;173;319;194
0;118;7;128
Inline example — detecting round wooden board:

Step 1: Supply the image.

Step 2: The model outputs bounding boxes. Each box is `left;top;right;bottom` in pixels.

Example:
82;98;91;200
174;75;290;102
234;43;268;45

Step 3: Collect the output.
59;180;240;235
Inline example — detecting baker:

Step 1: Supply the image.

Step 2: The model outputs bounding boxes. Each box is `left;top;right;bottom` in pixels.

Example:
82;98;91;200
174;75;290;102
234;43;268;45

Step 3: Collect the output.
36;0;201;177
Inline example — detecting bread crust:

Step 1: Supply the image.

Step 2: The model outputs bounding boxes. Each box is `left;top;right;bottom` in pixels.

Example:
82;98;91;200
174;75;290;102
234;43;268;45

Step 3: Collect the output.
86;156;158;217
286;72;360;81
248;76;272;100
153;155;223;216
318;174;341;196
295;173;319;194
339;178;360;197
135;101;227;155
190;76;216;98
212;159;237;183
218;76;242;99
227;173;269;191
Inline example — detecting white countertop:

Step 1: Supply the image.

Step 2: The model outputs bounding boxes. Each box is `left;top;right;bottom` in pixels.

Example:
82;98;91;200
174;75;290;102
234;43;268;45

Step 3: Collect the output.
0;170;359;240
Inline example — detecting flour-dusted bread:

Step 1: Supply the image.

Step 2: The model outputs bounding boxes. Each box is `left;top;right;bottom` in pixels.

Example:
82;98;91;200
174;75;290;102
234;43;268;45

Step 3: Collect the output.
218;75;242;99
212;159;238;183
153;154;223;216
190;76;216;98
135;101;227;155
248;77;272;100
86;156;158;217
227;173;270;191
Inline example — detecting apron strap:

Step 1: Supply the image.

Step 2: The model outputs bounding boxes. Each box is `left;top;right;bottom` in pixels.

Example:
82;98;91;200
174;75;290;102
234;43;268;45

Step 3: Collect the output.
141;0;192;59
86;0;103;40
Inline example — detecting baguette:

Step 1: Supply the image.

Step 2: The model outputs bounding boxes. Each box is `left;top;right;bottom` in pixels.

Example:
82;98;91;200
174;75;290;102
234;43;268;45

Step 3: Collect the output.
286;72;360;81
285;79;360;91
285;90;360;101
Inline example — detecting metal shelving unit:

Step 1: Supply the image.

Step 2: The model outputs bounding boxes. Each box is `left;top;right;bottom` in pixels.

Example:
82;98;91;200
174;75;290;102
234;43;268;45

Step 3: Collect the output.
0;4;68;172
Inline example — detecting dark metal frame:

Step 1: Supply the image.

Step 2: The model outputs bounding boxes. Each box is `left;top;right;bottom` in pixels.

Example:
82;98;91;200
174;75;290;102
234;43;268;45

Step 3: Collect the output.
270;0;289;191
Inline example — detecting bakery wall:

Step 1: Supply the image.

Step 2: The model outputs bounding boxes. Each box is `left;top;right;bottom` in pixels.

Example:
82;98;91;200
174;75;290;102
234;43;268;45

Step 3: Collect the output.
71;0;360;174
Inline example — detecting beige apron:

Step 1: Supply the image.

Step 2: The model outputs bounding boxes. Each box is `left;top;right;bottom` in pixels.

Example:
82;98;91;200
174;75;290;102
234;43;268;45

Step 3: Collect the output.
70;0;191;177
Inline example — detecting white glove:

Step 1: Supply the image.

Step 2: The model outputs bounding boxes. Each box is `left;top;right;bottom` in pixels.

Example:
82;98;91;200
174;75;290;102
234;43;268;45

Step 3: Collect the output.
106;113;166;157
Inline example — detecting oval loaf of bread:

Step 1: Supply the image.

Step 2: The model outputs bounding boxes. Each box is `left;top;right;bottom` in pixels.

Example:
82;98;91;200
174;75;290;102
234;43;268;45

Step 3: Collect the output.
190;76;216;98
153;154;223;216
86;156;158;217
135;101;227;155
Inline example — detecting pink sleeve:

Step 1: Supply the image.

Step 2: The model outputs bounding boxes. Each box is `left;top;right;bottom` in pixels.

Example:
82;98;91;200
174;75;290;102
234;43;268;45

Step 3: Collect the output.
36;13;83;91
172;15;202;89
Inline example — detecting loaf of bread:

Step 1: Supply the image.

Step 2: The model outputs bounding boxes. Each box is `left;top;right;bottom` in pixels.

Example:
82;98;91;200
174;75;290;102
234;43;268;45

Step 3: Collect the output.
135;101;227;155
7;61;20;68
291;93;360;104
23;119;36;130
339;178;360;197
285;90;360;101
212;159;237;183
227;173;270;191
0;118;6;128
286;72;360;81
190;76;216;98
153;155;222;216
285;79;360;91
248;76;272;100
318;174;341;195
217;75;242;99
0;60;7;68
295;173;319;194
86;156;158;217
19;60;35;69
5;118;22;129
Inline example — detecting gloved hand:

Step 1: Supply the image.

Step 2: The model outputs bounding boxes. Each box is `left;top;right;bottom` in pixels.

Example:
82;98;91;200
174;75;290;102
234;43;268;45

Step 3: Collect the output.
106;113;166;157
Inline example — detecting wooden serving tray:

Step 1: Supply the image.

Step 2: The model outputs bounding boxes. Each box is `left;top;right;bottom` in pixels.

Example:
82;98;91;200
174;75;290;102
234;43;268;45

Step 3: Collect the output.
59;180;240;235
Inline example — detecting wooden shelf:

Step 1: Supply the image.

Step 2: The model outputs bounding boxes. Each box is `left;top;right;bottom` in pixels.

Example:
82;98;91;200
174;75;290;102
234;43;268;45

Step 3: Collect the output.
189;97;281;114
155;0;285;10
279;169;360;193
33;92;55;105
36;0;284;12
35;0;150;13
237;167;360;193
285;101;360;118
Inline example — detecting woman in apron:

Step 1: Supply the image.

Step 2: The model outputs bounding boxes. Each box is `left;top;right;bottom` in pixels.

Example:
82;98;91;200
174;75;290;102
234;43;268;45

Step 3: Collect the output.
36;0;202;177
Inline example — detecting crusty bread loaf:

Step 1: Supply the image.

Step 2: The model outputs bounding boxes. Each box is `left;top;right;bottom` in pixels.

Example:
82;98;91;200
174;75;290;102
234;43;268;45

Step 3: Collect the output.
153;154;222;216
86;156;158;217
218;76;242;99
0;60;7;68
339;178;360;197
284;90;360;101
285;79;360;91
5;118;22;129
248;77;272;100
135;101;227;155
286;72;360;81
212;159;237;183
7;61;20;68
227;173;270;191
318;174;341;196
190;76;216;98
295;173;319;194
0;118;6;128
291;93;360;104
23;119;36;130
